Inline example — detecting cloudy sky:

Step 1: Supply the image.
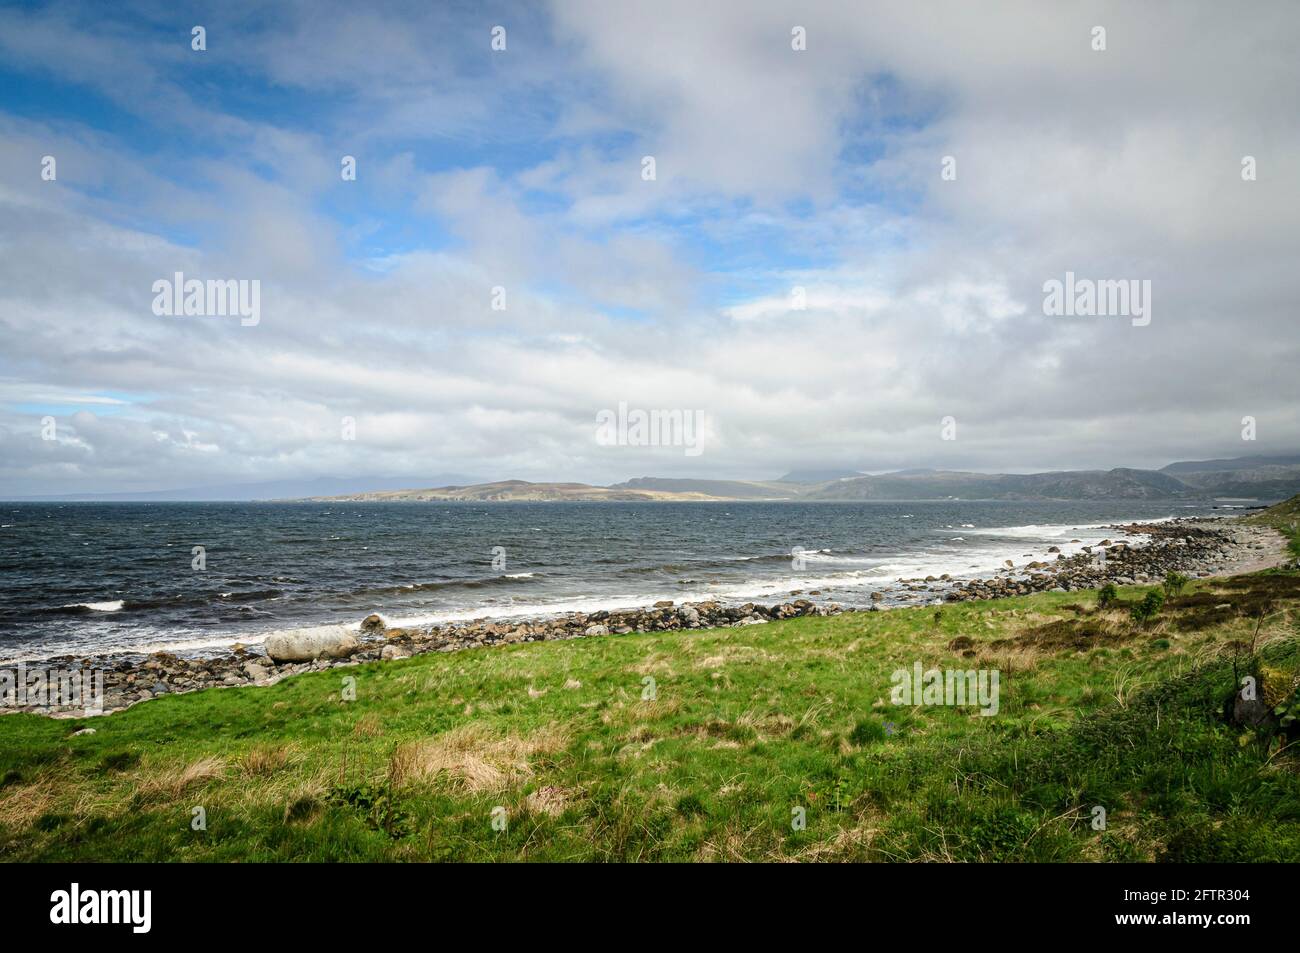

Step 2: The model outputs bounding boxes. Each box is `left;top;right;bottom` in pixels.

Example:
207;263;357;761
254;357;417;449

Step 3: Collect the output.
1;0;1298;495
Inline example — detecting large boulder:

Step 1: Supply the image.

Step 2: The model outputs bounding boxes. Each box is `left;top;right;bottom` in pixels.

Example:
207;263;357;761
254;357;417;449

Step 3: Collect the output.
264;626;359;663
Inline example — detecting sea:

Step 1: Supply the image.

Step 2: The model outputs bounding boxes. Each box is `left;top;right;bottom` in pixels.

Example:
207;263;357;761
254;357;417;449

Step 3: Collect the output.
0;499;1245;662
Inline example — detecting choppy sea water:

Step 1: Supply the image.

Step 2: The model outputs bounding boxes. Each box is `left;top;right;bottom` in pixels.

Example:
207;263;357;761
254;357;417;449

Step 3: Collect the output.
0;499;1239;661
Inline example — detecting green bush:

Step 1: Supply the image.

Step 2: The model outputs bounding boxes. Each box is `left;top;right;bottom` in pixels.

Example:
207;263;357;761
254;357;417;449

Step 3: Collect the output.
1130;589;1165;625
1275;687;1300;731
326;782;412;839
1163;571;1190;599
1097;583;1119;609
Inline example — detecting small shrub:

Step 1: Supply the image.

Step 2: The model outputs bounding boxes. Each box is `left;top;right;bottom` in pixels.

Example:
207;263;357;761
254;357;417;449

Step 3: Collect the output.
1162;571;1190;599
1274;685;1300;731
1130;589;1165;625
830;776;853;812
327;782;412;839
965;806;1039;861
1097;583;1119;609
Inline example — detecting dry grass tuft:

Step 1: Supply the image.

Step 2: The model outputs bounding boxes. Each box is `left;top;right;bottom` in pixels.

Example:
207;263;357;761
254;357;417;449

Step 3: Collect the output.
351;713;384;737
630;652;677;677
137;756;228;799
973;645;1042;673
0;775;62;829
387;723;569;793
693;644;774;669
524;785;570;817
787;821;879;861
239;744;294;777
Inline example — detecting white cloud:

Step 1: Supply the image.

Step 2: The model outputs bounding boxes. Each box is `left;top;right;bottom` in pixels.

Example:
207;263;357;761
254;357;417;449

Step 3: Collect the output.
0;0;1297;495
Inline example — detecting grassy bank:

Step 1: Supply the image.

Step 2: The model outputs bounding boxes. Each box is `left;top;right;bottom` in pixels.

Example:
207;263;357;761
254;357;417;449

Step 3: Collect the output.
4;526;1300;862
1248;495;1300;564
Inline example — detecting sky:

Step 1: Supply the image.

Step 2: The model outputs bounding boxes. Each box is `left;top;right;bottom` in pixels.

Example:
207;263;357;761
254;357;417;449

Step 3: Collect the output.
1;0;1298;496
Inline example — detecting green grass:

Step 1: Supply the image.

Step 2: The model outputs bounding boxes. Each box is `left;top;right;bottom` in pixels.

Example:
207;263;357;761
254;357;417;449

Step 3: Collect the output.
2;574;1298;862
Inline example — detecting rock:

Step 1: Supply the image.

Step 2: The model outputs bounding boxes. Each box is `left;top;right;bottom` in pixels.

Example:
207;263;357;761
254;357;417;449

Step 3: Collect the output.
653;600;674;608
870;592;884;602
151;682;169;695
243;660;272;683
361;613;386;633
264;626;360;663
72;727;96;736
585;624;609;637
1231;690;1273;728
380;644;410;661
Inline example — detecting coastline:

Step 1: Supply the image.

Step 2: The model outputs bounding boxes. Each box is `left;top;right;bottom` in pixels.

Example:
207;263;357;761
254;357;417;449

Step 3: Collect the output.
5;514;1289;718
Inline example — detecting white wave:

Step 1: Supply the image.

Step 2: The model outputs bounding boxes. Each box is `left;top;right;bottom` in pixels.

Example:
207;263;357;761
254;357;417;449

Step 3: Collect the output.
795;550;876;565
65;600;124;612
382;595;673;629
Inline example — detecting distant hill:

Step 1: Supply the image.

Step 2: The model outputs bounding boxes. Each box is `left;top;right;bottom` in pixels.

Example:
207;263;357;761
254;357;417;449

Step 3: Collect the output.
800;467;1190;501
300;480;727;503
612;477;798;499
775;469;865;484
1160;454;1300;474
7;474;486;502
209;454;1300;504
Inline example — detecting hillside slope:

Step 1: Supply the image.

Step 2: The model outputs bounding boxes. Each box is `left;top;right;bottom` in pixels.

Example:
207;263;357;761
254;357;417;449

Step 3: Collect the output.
296;456;1300;503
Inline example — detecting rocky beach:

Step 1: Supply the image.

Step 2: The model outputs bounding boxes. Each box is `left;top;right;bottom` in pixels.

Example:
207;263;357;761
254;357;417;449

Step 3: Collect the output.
6;516;1289;717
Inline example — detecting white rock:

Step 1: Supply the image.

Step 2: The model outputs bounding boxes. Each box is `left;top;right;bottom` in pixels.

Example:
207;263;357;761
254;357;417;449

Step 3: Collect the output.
264;625;359;663
380;644;410;661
